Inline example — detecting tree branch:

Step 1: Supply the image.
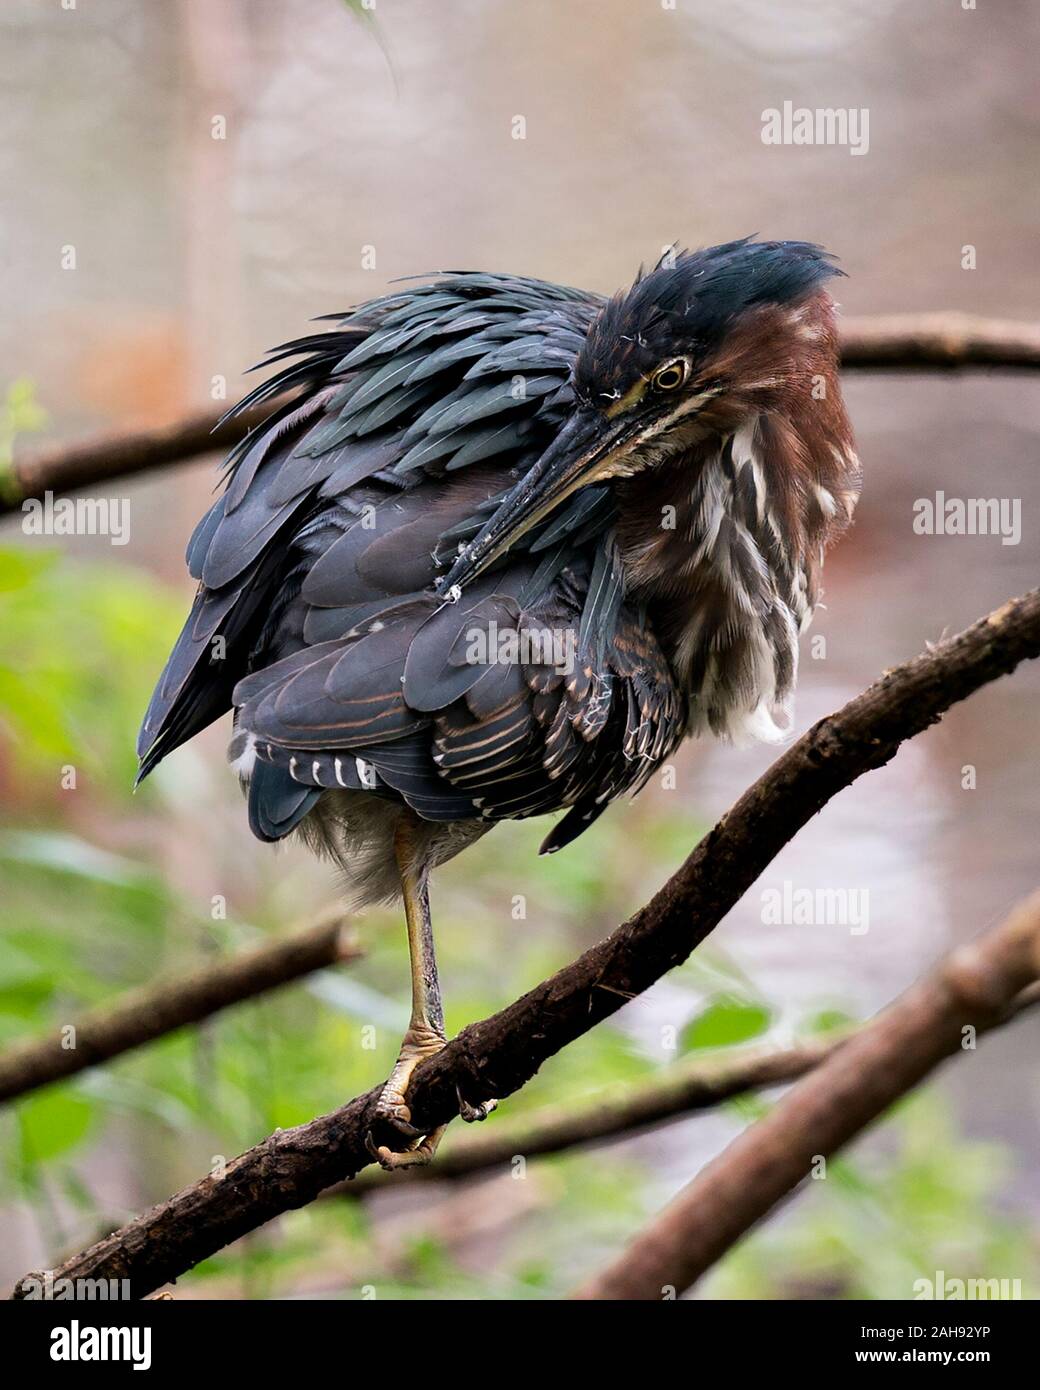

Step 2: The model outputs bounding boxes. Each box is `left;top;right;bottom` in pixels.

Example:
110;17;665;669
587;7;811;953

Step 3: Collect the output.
838;312;1040;370
2;314;1038;516
9;586;1039;1299
0;401;274;515
0;914;359;1104
346;984;1040;1200
334;1031;851;1198
574;894;1040;1300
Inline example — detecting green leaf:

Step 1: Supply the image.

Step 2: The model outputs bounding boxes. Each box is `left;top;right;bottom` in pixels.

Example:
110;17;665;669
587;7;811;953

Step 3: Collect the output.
804;1008;856;1035
681;995;772;1051
17;1089;95;1163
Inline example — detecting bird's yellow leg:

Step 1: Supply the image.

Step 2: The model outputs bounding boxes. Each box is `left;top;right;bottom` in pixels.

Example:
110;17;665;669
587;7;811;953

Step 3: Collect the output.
368;816;448;1170
367;813;495;1171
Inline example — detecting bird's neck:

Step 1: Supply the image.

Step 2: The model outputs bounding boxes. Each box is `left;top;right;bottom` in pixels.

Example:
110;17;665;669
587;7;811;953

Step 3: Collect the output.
613;412;854;743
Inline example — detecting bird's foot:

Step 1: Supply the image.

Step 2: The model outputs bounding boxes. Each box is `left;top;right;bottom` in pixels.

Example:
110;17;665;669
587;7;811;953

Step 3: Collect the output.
366;1024;447;1171
365;1028;500;1169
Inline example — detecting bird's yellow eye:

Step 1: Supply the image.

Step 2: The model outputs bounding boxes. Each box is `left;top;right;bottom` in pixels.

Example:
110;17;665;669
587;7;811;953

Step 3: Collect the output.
651;361;688;391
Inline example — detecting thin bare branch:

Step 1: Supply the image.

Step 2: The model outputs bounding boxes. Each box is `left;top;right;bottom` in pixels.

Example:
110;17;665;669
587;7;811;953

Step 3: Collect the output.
838;312;1040;370
341;981;1040;1199
574;896;1040;1300
0;401;275;515
335;1032;849;1198
0;914;360;1104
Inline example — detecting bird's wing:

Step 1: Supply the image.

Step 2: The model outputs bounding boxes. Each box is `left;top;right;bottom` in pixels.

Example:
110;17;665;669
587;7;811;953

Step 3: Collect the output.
137;274;601;782
230;532;685;846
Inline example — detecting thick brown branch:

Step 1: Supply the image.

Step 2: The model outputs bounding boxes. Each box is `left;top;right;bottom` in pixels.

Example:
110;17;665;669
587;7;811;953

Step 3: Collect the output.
349;985;1040;1199
10;587;1040;1299
2;313;1038;516
0;914;359;1104
574;895;1040;1300
334;1031;850;1198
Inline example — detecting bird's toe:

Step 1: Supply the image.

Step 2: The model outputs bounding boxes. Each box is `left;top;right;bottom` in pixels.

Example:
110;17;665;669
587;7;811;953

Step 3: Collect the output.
373;1085;423;1138
366;1058;449;1169
365;1124;447;1172
457;1089;498;1123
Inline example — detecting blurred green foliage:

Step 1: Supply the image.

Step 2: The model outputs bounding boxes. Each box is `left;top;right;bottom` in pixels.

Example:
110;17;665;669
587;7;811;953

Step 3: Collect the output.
0;545;184;789
0;543;1035;1300
0;379;47;500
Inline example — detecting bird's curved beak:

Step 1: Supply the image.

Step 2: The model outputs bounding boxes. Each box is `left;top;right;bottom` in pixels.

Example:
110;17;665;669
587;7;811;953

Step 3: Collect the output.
438;407;638;592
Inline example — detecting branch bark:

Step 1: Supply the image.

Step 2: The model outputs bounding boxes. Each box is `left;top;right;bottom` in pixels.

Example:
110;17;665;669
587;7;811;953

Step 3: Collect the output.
574;894;1040;1300
334;1031;851;1198
10;586;1039;1300
0;914;359;1104
838;311;1040;370
2;313;1038;516
0;401;274;514
347;985;1040;1200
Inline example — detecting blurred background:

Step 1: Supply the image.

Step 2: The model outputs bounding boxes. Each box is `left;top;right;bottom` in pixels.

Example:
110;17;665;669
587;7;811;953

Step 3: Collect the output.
1;0;1038;1298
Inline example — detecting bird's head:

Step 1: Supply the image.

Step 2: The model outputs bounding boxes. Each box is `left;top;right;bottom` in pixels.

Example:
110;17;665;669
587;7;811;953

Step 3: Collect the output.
441;238;855;591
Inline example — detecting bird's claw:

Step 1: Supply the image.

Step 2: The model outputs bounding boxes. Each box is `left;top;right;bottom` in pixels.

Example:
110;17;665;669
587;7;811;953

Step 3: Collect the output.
365;1091;443;1170
457;1088;498;1123
365;1031;447;1170
371;1086;424;1139
364;1034;500;1168
365;1122;446;1171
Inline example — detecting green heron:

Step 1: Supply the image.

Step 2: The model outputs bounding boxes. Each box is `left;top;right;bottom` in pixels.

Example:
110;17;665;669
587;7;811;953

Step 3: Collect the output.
139;239;860;1167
